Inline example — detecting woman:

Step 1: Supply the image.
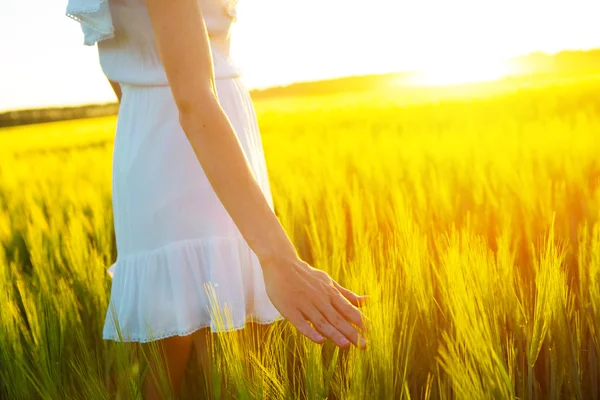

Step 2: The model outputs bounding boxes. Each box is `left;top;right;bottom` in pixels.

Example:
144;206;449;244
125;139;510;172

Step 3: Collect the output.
66;0;369;397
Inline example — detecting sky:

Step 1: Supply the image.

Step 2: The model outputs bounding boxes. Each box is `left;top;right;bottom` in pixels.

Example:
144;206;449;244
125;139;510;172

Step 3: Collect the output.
0;0;599;112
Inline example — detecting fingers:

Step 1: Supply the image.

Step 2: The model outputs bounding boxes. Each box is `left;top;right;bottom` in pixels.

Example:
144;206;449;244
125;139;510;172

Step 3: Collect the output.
332;280;369;308
331;292;370;333
319;301;368;349
300;306;352;349
285;309;325;345
276;267;370;350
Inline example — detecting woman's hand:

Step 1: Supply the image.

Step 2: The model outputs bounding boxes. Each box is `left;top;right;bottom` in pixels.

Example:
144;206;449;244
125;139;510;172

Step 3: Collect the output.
261;255;369;349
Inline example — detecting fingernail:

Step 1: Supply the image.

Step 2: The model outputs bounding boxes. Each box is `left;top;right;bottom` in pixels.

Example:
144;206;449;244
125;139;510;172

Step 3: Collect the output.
340;338;350;346
315;335;325;342
358;337;368;347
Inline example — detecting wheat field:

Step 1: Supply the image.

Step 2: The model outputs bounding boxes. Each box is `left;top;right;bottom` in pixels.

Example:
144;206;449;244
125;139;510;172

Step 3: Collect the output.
1;75;599;399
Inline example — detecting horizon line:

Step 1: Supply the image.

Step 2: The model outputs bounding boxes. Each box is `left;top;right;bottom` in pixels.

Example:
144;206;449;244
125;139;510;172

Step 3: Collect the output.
2;46;599;114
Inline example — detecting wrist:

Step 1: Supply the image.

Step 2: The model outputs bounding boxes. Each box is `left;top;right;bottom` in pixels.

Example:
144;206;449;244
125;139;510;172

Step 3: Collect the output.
254;241;299;271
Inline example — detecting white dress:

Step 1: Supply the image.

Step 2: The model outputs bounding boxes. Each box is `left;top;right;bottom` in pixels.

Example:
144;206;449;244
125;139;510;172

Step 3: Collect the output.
67;0;283;342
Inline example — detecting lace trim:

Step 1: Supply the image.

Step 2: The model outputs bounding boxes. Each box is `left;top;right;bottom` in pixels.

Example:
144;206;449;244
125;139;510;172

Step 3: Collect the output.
66;0;115;46
103;314;285;343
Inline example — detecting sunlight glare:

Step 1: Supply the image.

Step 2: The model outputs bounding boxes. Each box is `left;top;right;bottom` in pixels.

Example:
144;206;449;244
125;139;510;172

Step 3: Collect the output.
409;61;517;86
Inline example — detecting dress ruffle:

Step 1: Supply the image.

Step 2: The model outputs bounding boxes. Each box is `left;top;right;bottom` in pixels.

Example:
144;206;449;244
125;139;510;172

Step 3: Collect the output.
66;0;115;46
67;0;239;46
103;237;283;342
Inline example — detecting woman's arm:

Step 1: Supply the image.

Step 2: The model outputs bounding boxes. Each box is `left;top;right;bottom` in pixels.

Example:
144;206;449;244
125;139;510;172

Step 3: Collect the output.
144;0;369;349
108;79;122;103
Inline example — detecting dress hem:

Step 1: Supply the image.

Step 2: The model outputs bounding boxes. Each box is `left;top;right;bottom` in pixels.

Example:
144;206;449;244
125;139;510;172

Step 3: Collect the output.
102;235;283;343
103;314;285;343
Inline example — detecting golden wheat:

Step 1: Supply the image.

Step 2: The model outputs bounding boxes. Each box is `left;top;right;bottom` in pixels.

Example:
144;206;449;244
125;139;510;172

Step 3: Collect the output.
1;76;599;399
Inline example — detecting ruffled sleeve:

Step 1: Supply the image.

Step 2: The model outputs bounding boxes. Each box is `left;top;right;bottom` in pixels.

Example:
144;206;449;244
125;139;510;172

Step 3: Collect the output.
66;0;115;46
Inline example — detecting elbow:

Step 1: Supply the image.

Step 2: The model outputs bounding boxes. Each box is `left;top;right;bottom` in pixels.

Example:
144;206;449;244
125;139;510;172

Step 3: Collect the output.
176;97;197;117
176;86;216;116
176;87;219;127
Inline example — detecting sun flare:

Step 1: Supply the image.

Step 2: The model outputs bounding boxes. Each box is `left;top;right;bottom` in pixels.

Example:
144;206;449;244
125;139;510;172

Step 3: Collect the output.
409;61;517;87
